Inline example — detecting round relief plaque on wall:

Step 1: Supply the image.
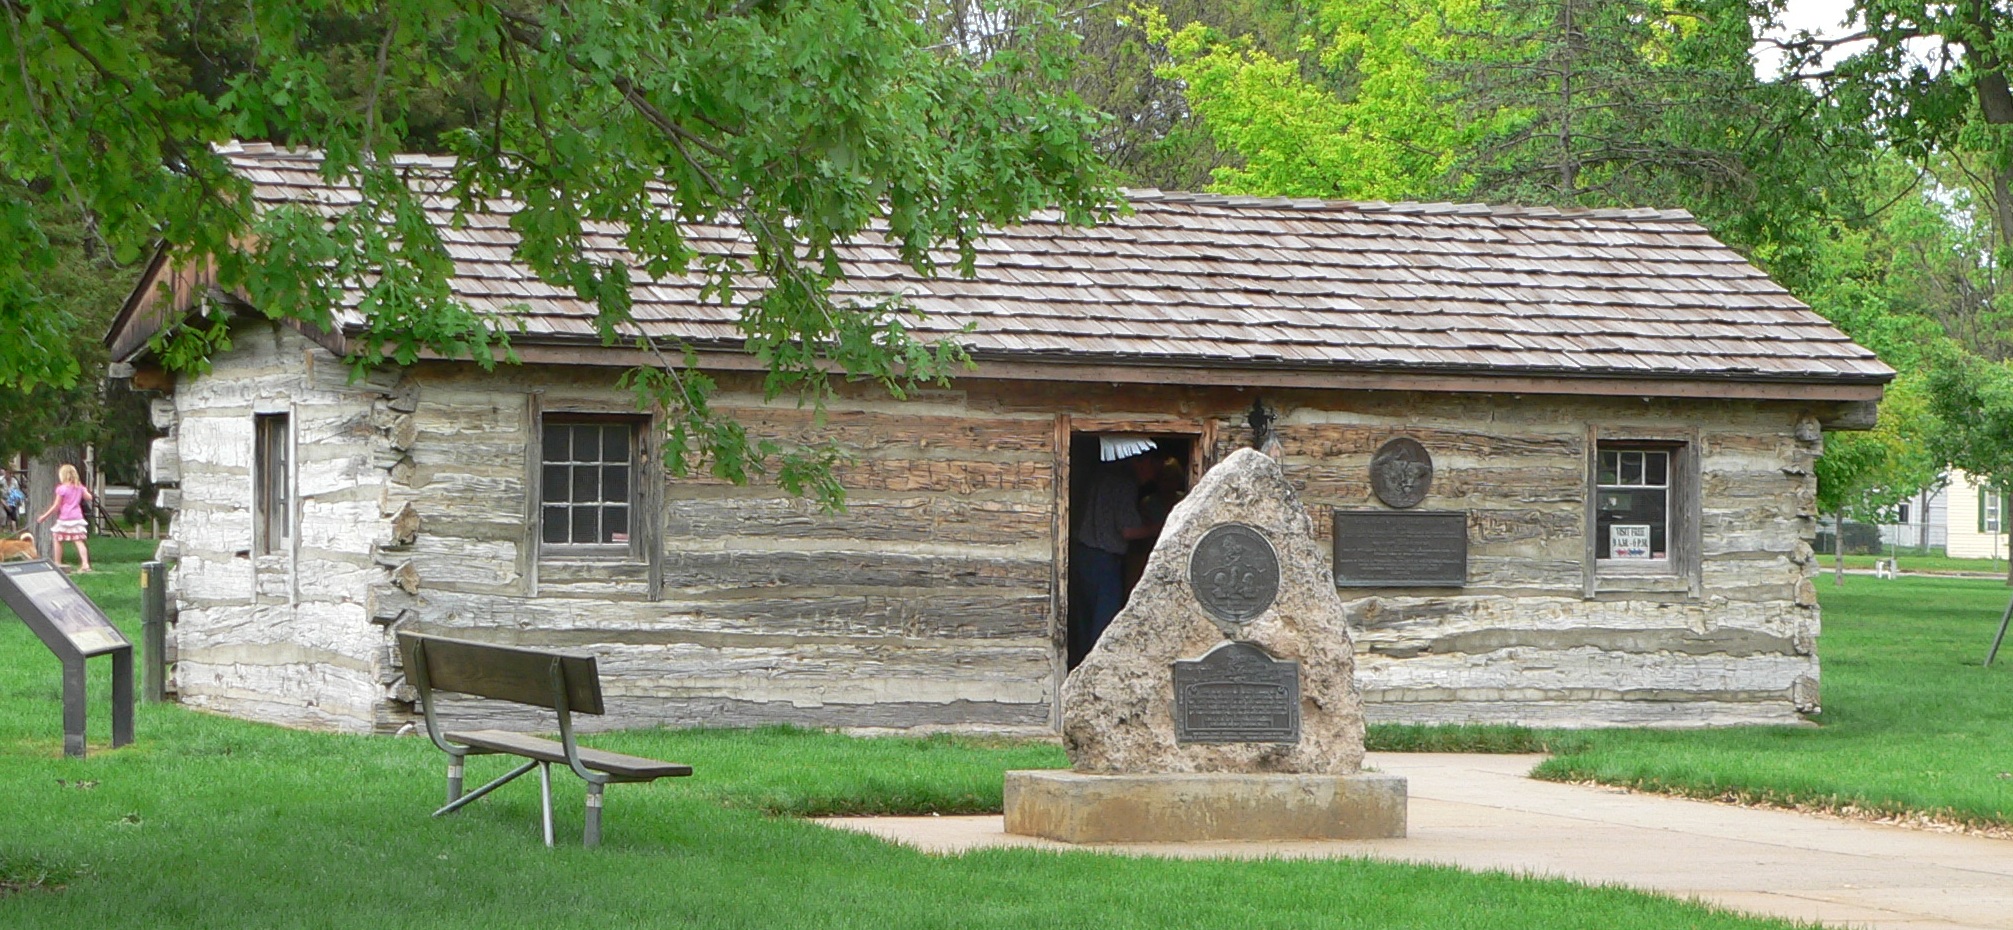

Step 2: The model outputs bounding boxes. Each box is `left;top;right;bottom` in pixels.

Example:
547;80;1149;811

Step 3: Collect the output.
1370;437;1433;509
1188;523;1281;623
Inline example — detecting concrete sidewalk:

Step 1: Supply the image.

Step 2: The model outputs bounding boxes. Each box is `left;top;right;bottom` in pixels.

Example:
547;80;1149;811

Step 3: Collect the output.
819;753;2013;930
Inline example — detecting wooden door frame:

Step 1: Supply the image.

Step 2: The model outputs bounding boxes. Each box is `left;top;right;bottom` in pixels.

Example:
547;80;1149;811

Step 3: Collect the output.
1049;414;1217;728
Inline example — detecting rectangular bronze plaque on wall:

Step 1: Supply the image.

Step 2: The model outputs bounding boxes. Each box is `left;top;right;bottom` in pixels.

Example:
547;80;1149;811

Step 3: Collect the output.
1333;510;1468;587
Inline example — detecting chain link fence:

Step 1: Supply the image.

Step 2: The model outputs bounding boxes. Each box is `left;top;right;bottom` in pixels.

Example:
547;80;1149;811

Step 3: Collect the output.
1816;517;1946;558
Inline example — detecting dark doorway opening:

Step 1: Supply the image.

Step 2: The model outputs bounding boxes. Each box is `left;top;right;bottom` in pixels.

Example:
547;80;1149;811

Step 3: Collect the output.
1065;432;1195;669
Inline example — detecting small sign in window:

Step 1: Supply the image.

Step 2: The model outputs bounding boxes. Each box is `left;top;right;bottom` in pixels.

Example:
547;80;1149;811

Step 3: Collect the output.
1609;524;1653;559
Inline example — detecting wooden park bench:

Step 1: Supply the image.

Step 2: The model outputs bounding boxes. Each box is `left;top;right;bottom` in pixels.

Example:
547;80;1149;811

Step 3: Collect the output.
397;632;692;847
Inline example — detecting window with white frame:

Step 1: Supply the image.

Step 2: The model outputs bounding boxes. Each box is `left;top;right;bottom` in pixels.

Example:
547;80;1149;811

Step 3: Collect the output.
1596;445;1671;562
540;416;641;555
1983;485;2004;535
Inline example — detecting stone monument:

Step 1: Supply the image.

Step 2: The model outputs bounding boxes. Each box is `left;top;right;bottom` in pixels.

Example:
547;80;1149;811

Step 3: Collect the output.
1004;448;1406;842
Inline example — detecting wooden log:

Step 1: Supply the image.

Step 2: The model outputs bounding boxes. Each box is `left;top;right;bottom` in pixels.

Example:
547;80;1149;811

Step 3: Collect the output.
1280;423;1584;458
414;587;1051;640
662;549;1049;590
1364;699;1807;728
662;495;1051;546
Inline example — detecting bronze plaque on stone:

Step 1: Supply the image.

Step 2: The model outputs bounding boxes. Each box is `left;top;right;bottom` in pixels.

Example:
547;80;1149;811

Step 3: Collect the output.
1173;642;1301;743
1188;523;1280;624
1370;437;1433;509
1332;510;1468;587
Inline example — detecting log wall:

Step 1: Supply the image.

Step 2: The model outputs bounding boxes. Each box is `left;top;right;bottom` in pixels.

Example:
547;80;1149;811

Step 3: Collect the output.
157;341;1830;733
153;324;402;732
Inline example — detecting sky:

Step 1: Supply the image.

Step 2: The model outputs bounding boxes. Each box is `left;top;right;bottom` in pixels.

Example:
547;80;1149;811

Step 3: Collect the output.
1755;0;1865;77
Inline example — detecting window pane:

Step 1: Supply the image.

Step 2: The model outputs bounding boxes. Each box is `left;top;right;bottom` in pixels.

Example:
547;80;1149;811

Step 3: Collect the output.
541;418;645;553
1645;451;1668;487
542;465;570;504
1621;452;1642;486
1598;452;1619;485
1597;487;1668;559
574;426;602;463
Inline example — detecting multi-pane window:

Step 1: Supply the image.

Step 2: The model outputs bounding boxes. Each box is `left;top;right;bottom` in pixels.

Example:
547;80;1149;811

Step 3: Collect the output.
255;413;290;556
541;418;637;550
1596;446;1669;561
1984;486;2004;535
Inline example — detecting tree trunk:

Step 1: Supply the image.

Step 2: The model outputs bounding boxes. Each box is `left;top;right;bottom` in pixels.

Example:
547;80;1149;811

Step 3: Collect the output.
1556;0;1577;197
1834;511;1846;588
26;455;56;563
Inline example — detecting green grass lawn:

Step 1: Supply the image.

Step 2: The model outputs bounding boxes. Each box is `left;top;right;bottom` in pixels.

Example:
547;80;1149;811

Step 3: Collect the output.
0;542;1807;930
1538;573;2013;825
1817;552;2010;575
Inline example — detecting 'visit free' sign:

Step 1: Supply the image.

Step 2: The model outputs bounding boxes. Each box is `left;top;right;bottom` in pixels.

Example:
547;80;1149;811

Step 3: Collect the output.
1610;525;1652;559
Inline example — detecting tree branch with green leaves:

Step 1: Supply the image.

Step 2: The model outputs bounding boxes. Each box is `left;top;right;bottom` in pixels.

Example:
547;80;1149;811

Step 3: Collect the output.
0;0;1118;508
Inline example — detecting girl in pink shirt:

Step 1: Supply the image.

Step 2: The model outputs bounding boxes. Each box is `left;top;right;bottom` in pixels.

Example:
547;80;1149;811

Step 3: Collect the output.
35;463;93;573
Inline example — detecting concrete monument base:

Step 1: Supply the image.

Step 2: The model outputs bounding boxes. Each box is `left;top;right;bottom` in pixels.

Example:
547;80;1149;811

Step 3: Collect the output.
1003;770;1407;843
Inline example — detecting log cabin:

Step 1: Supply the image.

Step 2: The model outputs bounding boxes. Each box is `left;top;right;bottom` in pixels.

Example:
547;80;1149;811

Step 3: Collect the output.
108;143;1891;734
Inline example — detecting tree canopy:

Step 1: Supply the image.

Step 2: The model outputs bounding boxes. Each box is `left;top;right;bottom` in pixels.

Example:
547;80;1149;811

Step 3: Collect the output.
11;0;2013;517
0;0;1117;502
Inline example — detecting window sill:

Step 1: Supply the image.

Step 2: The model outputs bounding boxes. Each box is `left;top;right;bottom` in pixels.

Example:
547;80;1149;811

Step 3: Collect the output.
1591;565;1693;596
538;547;640;563
1596;559;1673;576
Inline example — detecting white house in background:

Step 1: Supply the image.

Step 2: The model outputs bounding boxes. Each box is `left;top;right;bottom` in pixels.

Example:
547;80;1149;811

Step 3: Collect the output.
1945;470;2009;560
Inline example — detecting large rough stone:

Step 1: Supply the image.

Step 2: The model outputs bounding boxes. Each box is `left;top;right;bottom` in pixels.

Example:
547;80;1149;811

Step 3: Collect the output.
1062;447;1367;775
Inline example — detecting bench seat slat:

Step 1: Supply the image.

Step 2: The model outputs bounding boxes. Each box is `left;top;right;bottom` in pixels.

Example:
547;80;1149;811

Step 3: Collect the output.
448;729;694;781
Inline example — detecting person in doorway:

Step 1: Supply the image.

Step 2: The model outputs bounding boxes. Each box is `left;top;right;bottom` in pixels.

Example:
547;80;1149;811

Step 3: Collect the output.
1073;440;1164;648
1125;455;1189;590
35;463;93;573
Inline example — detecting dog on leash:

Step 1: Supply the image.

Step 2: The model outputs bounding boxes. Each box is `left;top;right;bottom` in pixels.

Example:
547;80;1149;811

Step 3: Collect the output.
0;532;37;562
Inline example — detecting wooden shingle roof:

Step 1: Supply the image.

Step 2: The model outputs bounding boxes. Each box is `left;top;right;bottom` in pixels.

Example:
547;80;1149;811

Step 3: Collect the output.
165;143;1895;390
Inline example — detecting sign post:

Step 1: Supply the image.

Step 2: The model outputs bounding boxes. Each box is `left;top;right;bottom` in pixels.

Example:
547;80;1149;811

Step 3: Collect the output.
0;561;134;757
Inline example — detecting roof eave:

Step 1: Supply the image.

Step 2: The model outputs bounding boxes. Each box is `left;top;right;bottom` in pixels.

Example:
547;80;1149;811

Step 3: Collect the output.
471;333;1890;403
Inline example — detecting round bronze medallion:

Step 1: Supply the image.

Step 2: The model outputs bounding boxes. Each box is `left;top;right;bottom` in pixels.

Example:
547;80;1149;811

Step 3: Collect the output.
1370;437;1433;509
1188;523;1280;624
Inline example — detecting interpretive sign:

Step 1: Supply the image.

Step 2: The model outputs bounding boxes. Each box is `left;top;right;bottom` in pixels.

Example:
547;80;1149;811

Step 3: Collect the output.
1;562;127;656
1369;437;1434;509
1172;642;1300;744
0;561;134;757
1188;523;1280;624
1332;510;1468;587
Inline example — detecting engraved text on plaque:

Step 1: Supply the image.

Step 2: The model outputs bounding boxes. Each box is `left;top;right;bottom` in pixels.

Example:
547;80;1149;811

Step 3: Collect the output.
1172;641;1301;743
1332;510;1468;587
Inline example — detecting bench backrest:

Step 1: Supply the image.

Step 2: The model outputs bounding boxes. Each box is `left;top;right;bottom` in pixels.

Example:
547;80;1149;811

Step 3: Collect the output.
399;632;605;716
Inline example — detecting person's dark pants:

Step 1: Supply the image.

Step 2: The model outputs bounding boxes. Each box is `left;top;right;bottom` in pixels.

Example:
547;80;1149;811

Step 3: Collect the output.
1072;543;1127;649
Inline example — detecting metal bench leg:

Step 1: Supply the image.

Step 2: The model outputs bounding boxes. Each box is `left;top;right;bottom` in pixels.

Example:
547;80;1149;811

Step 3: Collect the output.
539;762;555;848
584;783;604;848
446;751;467;807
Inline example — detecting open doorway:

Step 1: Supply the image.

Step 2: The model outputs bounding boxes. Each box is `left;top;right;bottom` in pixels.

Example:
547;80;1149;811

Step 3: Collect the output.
1065;432;1196;669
